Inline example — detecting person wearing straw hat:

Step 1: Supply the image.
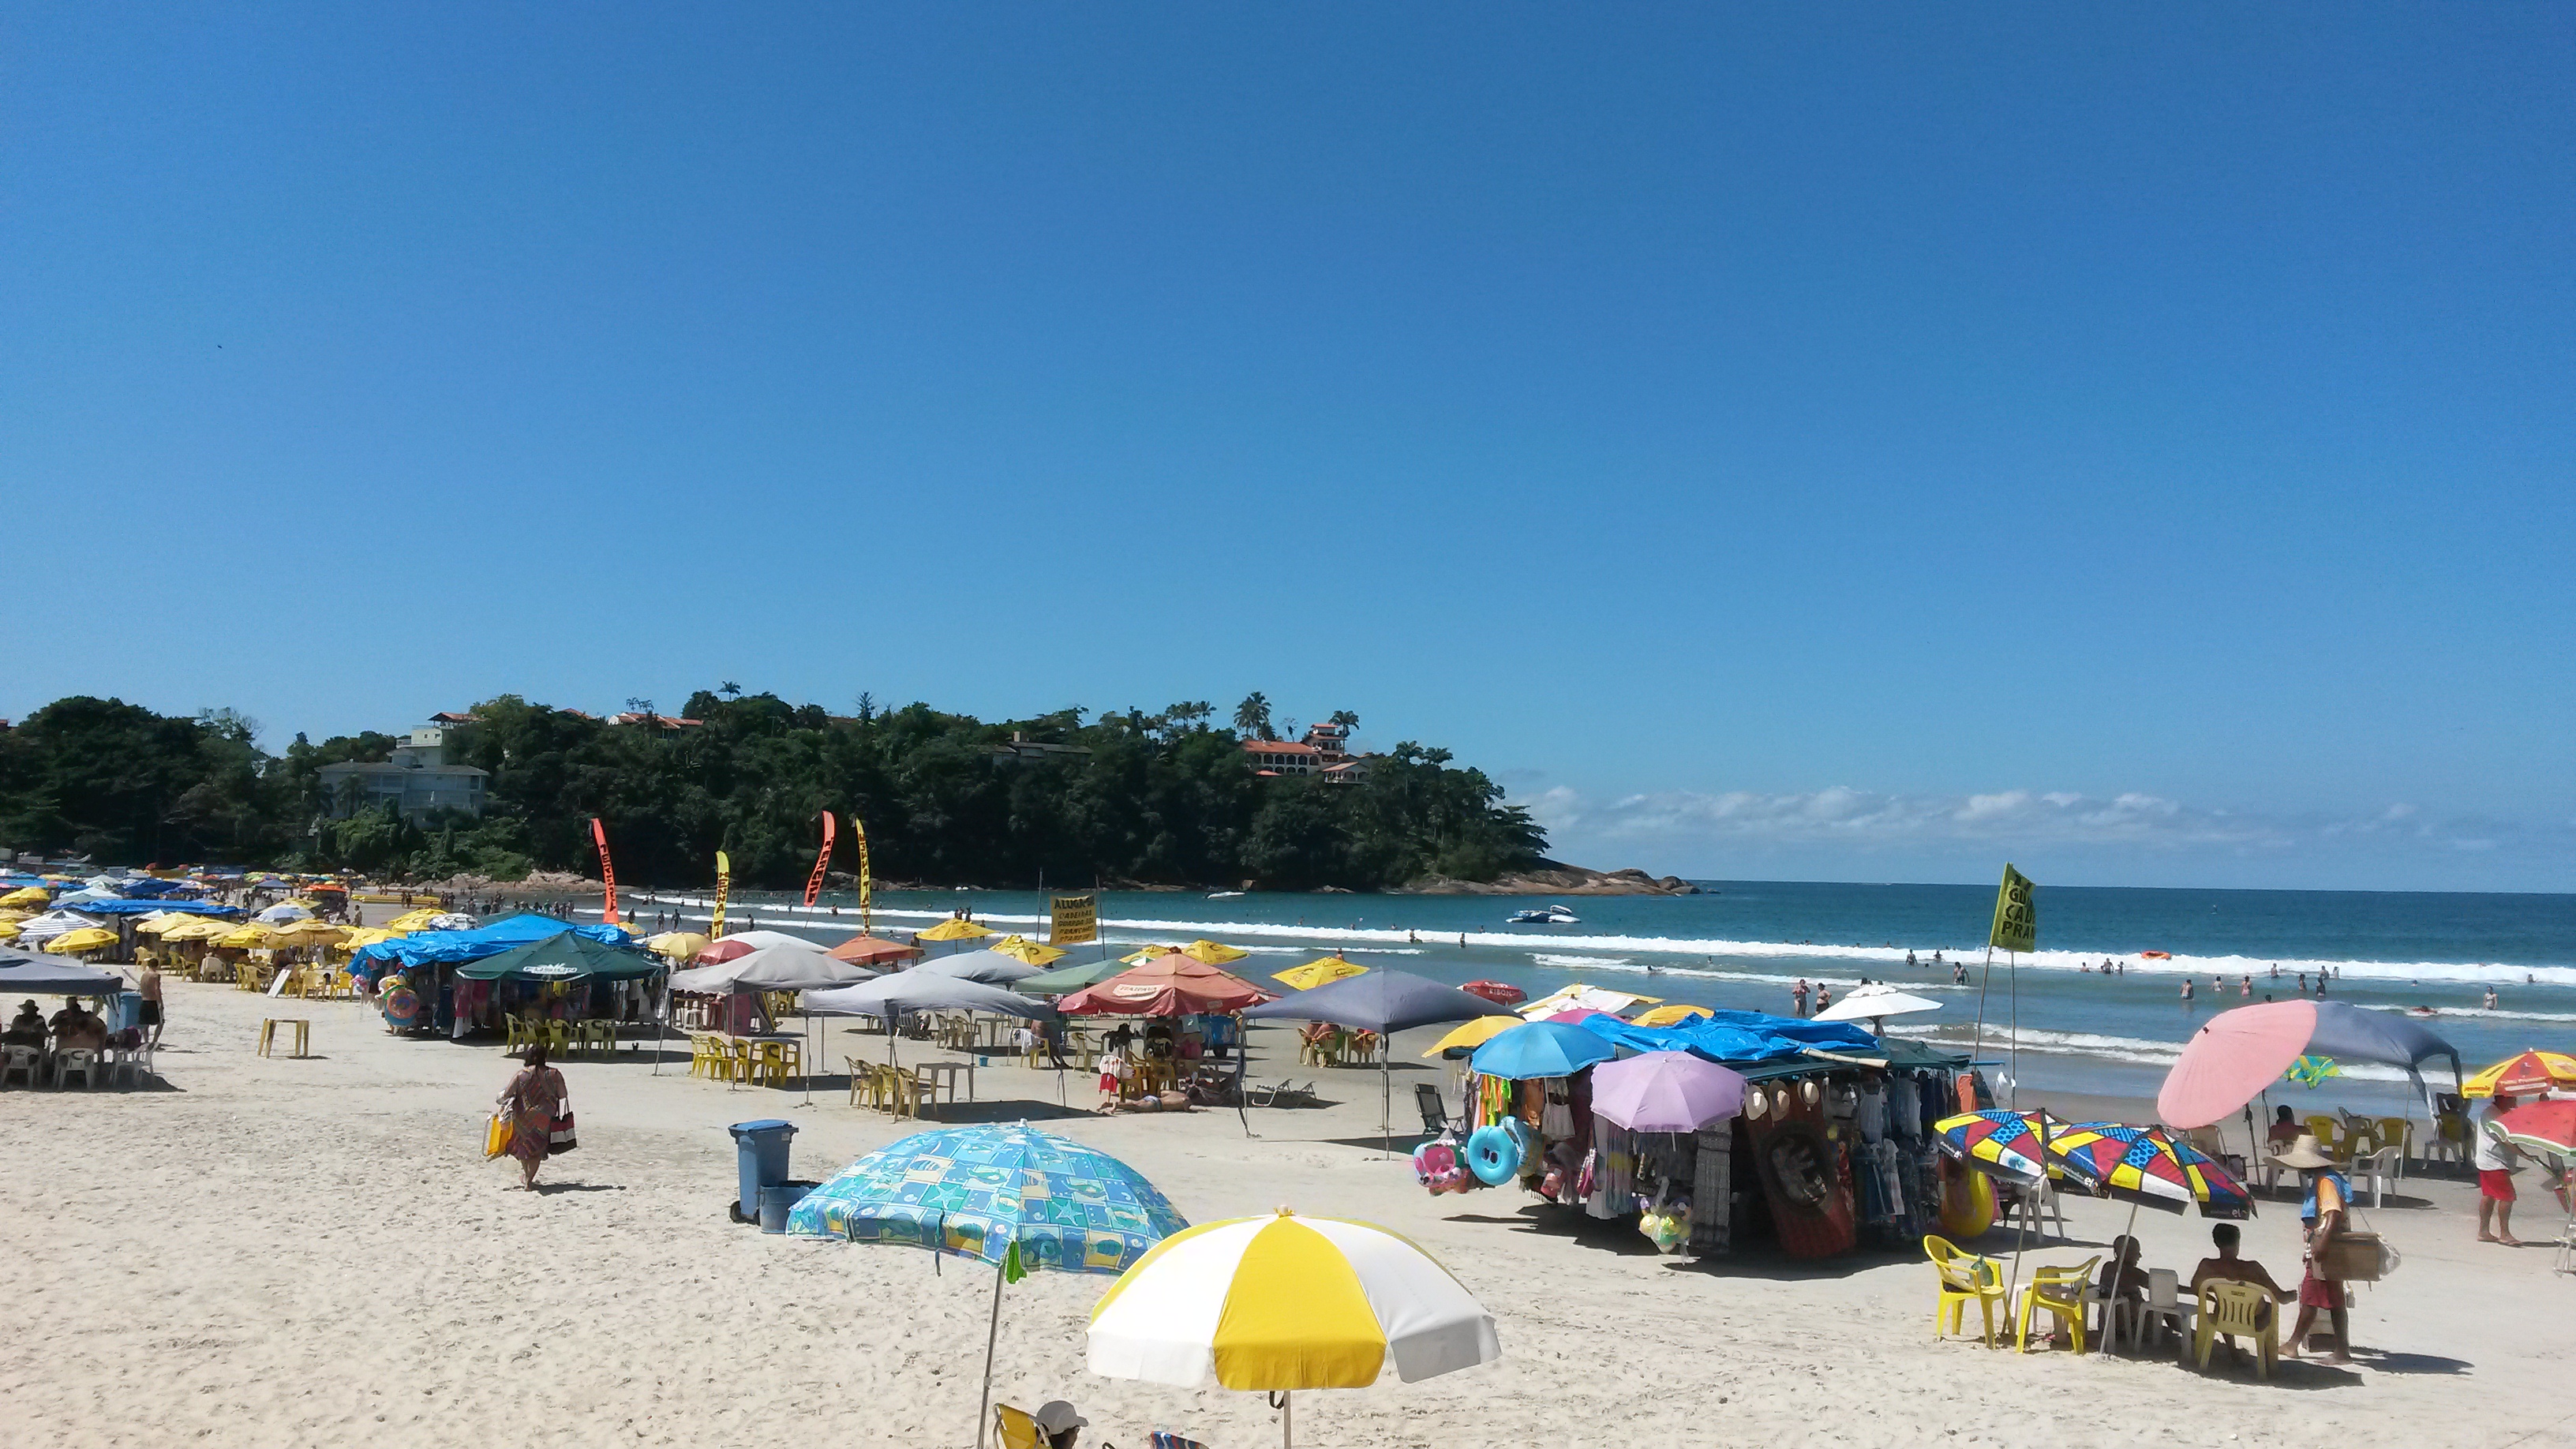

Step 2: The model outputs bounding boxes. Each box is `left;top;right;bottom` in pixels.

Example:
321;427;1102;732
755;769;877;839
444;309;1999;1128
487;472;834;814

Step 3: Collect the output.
2271;1133;2354;1363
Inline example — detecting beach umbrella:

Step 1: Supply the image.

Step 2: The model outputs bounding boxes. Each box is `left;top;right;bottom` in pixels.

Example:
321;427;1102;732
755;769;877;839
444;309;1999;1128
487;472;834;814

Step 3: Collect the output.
1588;1051;1748;1134
342;927;400;949
1631;1004;1714;1028
2465;1050;2576;1100
827;934;923;968
1058;955;1275;1017
385;908;444;931
1810;983;1941;1029
1012;956;1136;996
1934;1109;2060;1185
915;918;996;943
1273;956;1367;990
1177;939;1249;966
50;927;118;956
789;1125;1188;1449
2159;1001;2462;1129
2490;1099;2576;1157
1242;969;1498;1148
2046;1121;2252;1221
0;886;50;908
216;923;279;950
989;934;1065;967
646;930;712;960
1421;1016;1523;1058
1516;984;1659;1019
252;901;313;926
0;922;18;939
1468;1021;1616;1080
919;949;1045;986
1118;946;1164;966
1458;979;1525;1007
804;972;1050;1066
1088;1208;1501;1448
2285;1055;2342;1089
695;929;818;964
269;919;347;944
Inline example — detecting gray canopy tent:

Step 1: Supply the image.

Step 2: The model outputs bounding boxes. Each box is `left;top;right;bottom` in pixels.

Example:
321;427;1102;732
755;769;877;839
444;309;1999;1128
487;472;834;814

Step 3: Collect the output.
1241;968;1497;1151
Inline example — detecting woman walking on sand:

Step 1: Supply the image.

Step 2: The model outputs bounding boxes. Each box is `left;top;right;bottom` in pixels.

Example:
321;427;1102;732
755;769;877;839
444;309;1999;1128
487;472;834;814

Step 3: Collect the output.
500;1043;569;1191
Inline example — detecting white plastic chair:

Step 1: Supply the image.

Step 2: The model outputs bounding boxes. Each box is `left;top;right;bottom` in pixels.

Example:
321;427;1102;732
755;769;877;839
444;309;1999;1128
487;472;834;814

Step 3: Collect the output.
0;1045;41;1088
53;1049;99;1089
2353;1146;2403;1208
2132;1267;2194;1353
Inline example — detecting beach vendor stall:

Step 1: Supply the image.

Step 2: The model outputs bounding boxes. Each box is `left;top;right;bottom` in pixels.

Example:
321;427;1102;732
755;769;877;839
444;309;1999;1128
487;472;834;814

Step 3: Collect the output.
1428;1009;1968;1263
349;913;635;1037
1242;968;1495;1150
453;930;668;1054
1058;953;1275;1108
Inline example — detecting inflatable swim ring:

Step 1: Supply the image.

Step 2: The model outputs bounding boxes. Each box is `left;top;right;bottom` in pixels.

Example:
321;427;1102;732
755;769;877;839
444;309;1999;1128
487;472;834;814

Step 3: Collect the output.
1466;1125;1523;1186
1938;1159;1997;1238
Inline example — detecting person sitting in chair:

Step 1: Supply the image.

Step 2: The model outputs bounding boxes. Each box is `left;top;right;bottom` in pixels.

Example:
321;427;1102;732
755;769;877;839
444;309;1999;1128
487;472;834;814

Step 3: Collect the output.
3;1000;46;1046
2189;1222;2286;1363
2098;1234;2150;1313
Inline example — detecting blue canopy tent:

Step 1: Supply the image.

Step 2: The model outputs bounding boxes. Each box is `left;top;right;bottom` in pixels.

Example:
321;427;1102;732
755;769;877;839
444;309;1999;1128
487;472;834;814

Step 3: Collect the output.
76;899;240;917
352;913;631;974
1572;1009;1885;1066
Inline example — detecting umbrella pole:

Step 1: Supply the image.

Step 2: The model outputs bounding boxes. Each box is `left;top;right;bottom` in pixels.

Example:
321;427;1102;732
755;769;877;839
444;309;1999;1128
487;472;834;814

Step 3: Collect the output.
1282;1388;1292;1449
1382;1052;1392;1158
974;1256;1004;1449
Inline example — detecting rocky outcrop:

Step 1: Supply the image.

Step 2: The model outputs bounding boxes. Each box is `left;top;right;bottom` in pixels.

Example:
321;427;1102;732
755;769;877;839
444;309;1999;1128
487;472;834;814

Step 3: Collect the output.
1395;860;1701;896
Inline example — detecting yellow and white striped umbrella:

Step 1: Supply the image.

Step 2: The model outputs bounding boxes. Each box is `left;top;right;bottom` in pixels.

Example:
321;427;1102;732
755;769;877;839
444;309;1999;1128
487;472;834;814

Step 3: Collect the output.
1089;1209;1498;1421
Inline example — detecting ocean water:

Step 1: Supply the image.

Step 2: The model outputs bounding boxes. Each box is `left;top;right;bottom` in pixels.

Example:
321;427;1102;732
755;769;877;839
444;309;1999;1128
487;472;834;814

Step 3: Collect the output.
612;880;2574;1106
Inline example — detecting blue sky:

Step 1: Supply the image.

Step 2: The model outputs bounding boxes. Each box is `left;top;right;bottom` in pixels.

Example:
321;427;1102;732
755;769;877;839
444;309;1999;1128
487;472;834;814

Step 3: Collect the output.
5;7;2570;892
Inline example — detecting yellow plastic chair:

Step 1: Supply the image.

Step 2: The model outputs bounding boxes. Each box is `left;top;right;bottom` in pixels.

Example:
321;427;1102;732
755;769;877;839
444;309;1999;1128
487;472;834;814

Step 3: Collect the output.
2304;1115;2345;1159
2013;1256;2101;1354
2193;1279;2279;1379
889;1066;934;1118
992;1404;1043;1449
687;1033;721;1080
541;1019;572;1057
1924;1234;2006;1346
2376;1116;2413;1166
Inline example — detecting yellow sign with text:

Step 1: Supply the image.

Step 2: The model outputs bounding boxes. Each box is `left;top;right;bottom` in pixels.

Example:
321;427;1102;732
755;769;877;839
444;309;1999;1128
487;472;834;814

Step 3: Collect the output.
1049;893;1099;946
1990;863;2036;953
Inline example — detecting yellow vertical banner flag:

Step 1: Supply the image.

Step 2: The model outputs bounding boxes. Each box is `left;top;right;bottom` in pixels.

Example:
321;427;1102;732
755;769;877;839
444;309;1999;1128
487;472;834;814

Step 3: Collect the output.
711;851;732;939
1990;863;2037;953
851;816;872;936
1049;893;1098;946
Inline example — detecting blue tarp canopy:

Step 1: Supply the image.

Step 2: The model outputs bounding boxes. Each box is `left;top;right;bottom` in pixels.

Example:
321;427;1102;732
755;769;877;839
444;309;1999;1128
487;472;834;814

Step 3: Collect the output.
103;878;196;898
77;899;239;916
1574;1009;1885;1068
353;913;631;972
452;931;661;983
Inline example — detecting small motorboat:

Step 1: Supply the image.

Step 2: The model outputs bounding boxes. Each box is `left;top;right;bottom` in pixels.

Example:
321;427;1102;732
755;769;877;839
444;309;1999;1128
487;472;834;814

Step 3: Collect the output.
1207;890;1245;899
1507;904;1581;925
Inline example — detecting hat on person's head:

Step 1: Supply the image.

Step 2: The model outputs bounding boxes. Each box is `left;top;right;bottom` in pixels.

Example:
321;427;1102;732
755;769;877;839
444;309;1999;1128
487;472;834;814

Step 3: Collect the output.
1032;1402;1088;1435
2269;1133;2337;1170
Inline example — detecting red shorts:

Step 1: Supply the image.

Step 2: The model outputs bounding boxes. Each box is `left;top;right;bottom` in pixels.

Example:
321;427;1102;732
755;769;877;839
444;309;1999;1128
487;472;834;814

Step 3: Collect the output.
2480;1169;2516;1202
2299;1269;2343;1310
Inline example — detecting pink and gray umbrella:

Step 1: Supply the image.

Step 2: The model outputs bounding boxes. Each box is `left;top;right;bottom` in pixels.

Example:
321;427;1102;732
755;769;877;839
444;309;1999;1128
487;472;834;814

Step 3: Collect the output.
1588;1050;1749;1133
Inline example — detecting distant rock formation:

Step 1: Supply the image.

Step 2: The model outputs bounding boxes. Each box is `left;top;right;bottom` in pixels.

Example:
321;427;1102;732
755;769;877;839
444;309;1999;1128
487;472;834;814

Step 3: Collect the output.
1395;859;1700;896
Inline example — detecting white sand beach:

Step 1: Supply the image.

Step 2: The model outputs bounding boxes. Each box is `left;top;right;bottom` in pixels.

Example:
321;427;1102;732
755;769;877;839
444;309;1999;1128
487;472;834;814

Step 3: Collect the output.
5;980;2567;1449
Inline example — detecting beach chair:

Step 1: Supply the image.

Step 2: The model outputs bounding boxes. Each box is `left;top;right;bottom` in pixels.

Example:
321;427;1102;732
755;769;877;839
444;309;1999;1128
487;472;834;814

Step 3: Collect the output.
888;1067;934;1118
1415;1082;1457;1138
2128;1267;2194;1354
2375;1117;2414;1169
2192;1279;2279;1379
504;1015;534;1054
1245;1078;1315;1108
2352;1146;2403;1208
2012;1256;2100;1354
2303;1116;2345;1160
1;1045;42;1089
688;1034;725;1080
1924;1235;2005;1346
52;1049;99;1090
991;1404;1045;1449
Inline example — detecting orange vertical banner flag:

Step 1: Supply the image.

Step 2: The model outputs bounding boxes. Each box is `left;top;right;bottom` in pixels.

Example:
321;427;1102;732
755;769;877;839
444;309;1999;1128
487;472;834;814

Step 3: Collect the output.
590;818;620;926
803;811;837;908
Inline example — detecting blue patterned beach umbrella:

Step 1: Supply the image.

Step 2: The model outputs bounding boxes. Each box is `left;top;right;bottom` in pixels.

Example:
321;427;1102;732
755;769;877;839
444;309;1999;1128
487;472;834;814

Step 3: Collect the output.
789;1124;1189;1449
788;1123;1188;1276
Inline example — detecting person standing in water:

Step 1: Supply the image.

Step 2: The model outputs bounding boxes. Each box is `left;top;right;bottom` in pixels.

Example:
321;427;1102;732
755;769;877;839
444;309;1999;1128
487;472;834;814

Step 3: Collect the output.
1792;979;1810;1017
2181;978;2196;1005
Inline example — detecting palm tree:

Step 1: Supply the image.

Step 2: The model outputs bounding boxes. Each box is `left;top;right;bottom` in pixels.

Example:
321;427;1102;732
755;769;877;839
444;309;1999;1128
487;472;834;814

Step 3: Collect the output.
719;681;743;699
1329;710;1360;729
1232;692;1274;740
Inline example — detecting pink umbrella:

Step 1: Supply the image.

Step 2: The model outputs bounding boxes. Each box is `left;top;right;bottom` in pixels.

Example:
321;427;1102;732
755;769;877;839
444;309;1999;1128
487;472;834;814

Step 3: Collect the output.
2157;1000;2317;1129
1589;1050;1749;1133
1544;1007;1614;1026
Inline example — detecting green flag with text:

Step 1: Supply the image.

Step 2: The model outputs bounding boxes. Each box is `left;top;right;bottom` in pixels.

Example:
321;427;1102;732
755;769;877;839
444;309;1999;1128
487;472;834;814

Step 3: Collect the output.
1990;863;2037;953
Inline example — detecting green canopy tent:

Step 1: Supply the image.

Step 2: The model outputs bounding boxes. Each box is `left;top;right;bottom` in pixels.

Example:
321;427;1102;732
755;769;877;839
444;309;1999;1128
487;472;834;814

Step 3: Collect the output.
453;931;664;1060
1012;957;1134;996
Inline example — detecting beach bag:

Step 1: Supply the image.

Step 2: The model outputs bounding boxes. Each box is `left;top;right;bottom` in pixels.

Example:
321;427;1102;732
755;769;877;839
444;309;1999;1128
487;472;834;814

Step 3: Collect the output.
2320;1224;2395;1282
483;1112;511;1160
549;1110;578;1155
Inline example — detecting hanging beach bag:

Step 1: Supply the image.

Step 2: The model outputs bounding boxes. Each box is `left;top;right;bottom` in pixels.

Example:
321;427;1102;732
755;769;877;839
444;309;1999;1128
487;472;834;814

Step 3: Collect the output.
549;1110;578;1155
482;1112;511;1160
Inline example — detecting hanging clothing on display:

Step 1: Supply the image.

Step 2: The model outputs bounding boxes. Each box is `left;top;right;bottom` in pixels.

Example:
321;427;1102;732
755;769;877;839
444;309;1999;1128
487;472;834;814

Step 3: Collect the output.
1690;1125;1733;1256
1586;1121;1636;1219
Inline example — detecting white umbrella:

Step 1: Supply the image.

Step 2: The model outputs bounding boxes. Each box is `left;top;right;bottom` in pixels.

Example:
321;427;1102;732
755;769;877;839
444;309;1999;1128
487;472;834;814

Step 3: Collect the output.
1811;982;1943;1027
1088;1208;1501;1447
253;901;314;925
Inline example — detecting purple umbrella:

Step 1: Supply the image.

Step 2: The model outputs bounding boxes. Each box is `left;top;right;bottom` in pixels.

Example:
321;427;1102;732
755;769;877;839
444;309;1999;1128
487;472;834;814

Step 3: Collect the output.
1589;1050;1749;1133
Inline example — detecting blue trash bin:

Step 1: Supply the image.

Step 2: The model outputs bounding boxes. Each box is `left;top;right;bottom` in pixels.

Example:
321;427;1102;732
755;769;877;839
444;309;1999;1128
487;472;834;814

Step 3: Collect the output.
728;1119;796;1221
757;1181;814;1234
